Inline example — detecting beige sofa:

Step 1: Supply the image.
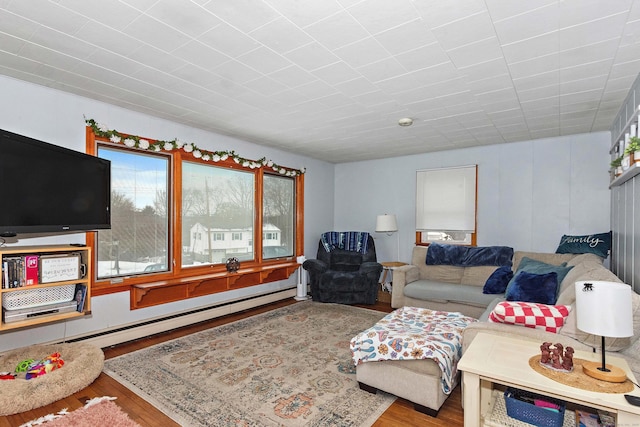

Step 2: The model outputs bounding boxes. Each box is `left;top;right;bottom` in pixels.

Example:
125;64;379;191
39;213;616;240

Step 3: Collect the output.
357;245;640;416
393;246;595;315
463;253;640;382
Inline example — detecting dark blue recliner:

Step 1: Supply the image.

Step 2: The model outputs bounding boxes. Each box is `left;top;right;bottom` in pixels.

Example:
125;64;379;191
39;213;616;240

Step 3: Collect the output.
303;235;382;305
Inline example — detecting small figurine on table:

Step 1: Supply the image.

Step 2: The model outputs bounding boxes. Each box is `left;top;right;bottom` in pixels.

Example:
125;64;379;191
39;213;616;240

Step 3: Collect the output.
540;342;552;364
562;346;574;371
539;342;574;372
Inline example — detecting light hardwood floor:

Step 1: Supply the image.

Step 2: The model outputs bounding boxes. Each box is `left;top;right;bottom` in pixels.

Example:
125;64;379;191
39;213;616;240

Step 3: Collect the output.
0;299;464;427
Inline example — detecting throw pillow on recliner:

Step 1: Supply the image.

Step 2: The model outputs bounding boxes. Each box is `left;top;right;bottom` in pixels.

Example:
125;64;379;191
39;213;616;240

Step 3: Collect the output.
330;249;363;272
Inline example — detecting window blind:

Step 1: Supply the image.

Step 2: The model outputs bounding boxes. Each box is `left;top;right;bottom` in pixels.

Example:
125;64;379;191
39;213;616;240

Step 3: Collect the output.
416;165;477;232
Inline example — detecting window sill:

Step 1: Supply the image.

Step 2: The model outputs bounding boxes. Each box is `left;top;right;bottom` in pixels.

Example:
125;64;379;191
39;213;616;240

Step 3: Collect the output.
130;261;300;309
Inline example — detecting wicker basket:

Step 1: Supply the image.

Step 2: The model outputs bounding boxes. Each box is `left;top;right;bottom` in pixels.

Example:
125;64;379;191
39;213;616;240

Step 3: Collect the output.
2;285;76;310
504;387;565;427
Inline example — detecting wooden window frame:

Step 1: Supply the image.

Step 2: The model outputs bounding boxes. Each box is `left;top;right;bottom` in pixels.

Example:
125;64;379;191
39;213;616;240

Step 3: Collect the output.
85;127;304;308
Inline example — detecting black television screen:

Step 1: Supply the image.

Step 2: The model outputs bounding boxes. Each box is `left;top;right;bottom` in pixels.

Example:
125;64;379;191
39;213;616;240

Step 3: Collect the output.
0;128;111;237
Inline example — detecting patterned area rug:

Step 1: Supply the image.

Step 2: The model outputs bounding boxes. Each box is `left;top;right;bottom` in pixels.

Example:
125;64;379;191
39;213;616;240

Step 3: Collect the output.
104;302;395;426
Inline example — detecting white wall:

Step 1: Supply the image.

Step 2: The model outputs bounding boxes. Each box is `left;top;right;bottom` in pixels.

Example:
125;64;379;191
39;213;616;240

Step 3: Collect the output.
334;132;612;264
0;75;334;351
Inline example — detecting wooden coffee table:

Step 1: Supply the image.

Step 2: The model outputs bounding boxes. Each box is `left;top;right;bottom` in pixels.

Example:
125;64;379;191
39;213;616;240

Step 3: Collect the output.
458;332;640;427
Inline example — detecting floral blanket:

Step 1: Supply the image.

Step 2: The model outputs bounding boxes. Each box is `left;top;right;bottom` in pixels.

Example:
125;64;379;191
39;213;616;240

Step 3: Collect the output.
350;306;477;394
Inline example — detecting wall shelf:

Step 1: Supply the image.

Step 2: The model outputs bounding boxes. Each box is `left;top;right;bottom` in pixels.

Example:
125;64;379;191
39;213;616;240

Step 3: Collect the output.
0;245;91;331
610;162;640;188
131;262;299;309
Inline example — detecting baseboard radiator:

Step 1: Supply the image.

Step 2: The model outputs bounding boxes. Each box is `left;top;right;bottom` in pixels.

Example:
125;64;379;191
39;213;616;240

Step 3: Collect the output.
69;288;297;349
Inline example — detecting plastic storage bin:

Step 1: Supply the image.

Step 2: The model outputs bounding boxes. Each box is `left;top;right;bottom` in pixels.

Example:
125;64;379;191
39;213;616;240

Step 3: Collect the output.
504;387;565;427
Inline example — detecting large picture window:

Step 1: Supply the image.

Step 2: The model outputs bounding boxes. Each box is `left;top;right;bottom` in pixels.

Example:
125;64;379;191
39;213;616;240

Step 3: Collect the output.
86;125;304;298
96;147;170;278
182;161;254;266
263;174;295;259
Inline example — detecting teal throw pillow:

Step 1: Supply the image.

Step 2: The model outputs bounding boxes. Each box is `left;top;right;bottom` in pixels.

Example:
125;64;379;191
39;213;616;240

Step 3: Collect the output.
483;266;513;294
505;257;573;302
505;271;559;305
555;232;611;258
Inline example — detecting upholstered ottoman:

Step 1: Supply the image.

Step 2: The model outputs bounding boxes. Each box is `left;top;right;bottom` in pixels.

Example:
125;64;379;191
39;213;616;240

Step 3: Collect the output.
350;306;477;416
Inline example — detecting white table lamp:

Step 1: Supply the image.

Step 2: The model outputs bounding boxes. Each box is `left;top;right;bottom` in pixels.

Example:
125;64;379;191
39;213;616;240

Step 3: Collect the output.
574;281;633;382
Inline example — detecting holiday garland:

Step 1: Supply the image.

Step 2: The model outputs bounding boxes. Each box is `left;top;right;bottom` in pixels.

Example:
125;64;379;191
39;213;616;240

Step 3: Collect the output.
85;118;305;176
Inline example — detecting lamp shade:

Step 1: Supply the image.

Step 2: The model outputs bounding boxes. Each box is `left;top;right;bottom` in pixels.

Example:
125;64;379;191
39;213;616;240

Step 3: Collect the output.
575;281;633;338
376;214;398;233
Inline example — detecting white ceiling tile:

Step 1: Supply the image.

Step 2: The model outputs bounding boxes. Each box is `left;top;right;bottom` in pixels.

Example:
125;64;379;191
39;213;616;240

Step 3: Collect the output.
265;0;343;28
394;44;449;73
243;76;289;97
508;55;559;80
512;70;559;92
249;17;313;54
356;57;406;82
171;40;229;71
518;84;559;103
459;58;510;81
501;32;559;65
202;0;280;33
347;0;419;35
145;0;219;38
198;23;260;58
484;0;556;23
268;64;317;87
333;37;391;69
7;1;88;34
432;12;497;51
413;0;488;28
311;61;359;85
129;44;188;73
0;32;26;54
75;22;145;57
558;0;633;28
469;74;514;94
558;13;627;51
237;46;291;75
446;37;503;69
493;3;559;46
374;19;437;55
0;9;40;40
559;39;619;69
213;60;263;84
56;0;141;31
285;42;340;71
304;10;369;50
25;27;96;60
334;77;378;97
124;14;192;52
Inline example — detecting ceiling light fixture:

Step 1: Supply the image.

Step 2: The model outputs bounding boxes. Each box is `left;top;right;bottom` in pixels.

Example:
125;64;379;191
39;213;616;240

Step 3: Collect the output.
398;117;413;127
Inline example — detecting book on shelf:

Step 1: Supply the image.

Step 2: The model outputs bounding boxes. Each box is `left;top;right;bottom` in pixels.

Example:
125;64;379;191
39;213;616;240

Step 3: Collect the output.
2;254;40;289
74;284;87;312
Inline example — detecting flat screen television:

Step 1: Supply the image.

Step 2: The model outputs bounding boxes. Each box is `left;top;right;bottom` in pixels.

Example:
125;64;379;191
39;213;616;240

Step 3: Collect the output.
0;128;111;237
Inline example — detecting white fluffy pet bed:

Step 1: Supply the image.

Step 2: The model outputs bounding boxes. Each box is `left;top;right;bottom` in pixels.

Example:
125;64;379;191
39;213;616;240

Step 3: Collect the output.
0;342;104;416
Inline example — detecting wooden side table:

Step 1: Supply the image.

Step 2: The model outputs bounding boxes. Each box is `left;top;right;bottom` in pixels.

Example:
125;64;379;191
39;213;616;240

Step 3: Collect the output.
379;261;407;287
458;332;640;427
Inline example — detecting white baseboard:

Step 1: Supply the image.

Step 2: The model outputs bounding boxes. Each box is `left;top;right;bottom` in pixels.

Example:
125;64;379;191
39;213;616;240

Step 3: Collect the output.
77;288;297;349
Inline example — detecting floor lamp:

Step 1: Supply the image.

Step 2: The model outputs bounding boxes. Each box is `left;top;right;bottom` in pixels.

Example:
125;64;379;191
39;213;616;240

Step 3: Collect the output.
375;214;399;261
